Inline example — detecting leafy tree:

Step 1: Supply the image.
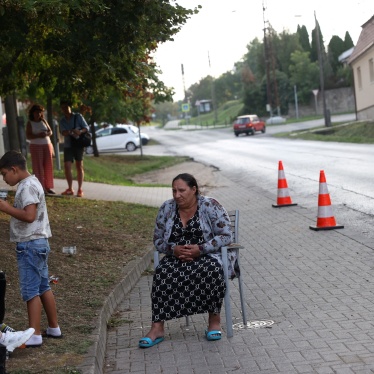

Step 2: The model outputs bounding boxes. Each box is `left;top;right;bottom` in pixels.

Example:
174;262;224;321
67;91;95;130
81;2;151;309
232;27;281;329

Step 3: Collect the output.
0;1;198;153
272;70;292;115
335;65;353;87
214;70;242;106
242;38;266;81
241;80;266;116
188;76;214;114
328;35;346;74
272;30;302;74
153;101;180;125
289;50;319;104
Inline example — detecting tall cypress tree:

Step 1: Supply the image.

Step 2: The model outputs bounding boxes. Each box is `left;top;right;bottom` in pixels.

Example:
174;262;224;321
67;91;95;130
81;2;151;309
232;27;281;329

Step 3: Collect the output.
297;25;311;54
344;32;354;49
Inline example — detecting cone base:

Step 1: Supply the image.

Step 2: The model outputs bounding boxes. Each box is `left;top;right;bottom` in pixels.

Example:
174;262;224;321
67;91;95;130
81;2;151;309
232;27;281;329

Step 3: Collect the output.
309;224;344;231
272;203;298;208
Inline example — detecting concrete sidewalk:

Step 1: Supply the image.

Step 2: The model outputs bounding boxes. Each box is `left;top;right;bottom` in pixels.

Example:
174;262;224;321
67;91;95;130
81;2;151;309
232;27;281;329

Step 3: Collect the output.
99;171;374;374
0;177;172;208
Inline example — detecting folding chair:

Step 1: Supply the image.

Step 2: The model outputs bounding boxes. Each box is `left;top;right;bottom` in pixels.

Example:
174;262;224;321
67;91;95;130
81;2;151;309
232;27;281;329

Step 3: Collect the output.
153;209;247;338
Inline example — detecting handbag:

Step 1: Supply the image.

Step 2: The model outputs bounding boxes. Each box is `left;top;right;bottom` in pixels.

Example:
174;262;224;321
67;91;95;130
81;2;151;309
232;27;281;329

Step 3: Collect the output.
71;114;92;148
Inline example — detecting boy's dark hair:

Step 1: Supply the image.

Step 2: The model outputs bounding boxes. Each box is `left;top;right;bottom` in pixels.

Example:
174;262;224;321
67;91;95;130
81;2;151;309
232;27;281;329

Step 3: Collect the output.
0;151;27;171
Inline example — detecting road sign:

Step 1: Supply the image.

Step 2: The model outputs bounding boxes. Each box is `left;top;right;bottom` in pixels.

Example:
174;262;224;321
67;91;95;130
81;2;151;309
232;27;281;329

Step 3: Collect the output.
181;103;190;112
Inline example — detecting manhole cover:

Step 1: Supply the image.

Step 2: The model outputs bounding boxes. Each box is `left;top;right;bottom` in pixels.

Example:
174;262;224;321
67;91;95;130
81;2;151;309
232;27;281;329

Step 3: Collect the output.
233;320;275;329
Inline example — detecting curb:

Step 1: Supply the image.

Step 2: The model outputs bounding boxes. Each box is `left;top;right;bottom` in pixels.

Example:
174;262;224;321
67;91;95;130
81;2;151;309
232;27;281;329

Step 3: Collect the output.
77;248;153;374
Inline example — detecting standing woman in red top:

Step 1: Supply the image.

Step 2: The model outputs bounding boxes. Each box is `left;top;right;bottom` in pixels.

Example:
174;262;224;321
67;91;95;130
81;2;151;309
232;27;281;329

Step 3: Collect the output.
26;104;56;194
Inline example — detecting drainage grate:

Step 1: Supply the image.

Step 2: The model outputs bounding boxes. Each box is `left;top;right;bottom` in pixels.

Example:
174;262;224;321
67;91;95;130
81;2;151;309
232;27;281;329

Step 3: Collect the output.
233;320;275;329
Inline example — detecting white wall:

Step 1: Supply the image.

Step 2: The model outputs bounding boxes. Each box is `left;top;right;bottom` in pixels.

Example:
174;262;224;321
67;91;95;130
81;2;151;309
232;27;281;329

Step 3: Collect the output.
352;48;374;117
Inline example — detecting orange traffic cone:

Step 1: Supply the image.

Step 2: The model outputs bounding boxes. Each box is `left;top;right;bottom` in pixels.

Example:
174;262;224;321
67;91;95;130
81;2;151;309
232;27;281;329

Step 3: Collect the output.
309;170;344;231
272;161;297;208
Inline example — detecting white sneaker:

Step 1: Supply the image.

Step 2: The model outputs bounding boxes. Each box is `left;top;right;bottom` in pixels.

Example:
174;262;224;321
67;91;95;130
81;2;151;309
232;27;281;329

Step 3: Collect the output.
0;328;35;352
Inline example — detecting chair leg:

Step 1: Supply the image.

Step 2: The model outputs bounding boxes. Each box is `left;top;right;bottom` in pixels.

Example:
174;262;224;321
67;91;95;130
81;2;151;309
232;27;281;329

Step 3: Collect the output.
224;281;233;338
185;316;190;326
222;247;234;338
238;273;247;325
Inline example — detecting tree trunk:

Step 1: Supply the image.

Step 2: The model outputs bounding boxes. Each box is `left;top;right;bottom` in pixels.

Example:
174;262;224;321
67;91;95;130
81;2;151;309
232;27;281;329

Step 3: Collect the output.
136;122;143;157
4;94;20;151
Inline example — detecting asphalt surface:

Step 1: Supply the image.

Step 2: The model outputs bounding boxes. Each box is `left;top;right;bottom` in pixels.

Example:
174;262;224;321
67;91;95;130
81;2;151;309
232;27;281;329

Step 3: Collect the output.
2;127;374;373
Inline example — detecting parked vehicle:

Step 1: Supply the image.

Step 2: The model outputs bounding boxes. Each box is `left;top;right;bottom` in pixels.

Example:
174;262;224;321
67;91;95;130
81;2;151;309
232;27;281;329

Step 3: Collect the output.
266;116;286;125
117;124;150;145
86;126;140;154
233;114;266;136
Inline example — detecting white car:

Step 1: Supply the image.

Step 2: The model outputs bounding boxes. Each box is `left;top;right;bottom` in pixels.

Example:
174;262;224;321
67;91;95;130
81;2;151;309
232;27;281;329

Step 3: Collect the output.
266;116;286;125
86;126;140;154
117;124;150;145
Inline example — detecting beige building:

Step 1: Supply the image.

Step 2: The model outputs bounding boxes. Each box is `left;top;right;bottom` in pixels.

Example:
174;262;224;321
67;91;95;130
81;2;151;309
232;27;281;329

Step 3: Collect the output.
348;15;374;120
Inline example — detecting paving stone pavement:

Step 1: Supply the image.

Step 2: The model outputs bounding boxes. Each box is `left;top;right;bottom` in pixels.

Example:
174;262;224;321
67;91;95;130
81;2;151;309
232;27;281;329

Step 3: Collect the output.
102;172;374;374
2;158;374;374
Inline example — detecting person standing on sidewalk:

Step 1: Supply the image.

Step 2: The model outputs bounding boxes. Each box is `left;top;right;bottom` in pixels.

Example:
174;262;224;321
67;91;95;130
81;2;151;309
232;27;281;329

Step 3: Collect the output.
59;101;89;198
26;104;56;195
0;151;62;347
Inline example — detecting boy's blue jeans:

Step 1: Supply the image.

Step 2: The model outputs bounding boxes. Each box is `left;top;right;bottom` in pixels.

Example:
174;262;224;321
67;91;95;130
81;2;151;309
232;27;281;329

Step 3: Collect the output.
16;238;51;302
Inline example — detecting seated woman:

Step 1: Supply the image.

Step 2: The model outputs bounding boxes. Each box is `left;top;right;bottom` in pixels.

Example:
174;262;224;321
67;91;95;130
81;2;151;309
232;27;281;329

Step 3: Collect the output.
139;173;234;348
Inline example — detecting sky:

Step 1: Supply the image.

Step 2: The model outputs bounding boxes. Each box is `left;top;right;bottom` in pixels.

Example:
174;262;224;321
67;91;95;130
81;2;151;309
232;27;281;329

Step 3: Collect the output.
152;0;374;102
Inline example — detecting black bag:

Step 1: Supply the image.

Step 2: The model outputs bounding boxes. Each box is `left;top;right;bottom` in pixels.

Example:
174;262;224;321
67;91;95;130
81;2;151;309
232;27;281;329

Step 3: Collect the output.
71;132;92;148
71;114;92;148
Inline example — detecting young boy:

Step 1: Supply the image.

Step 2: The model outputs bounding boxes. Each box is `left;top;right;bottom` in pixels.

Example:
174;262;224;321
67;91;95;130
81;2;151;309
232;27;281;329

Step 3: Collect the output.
0;151;62;347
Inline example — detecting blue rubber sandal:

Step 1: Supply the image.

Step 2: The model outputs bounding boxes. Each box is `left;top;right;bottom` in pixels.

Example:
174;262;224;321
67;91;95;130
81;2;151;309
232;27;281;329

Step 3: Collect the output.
205;330;222;341
138;336;164;348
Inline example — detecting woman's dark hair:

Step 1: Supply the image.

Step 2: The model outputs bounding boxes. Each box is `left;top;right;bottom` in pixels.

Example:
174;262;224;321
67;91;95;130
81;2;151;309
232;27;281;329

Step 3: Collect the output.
172;173;199;195
28;104;44;120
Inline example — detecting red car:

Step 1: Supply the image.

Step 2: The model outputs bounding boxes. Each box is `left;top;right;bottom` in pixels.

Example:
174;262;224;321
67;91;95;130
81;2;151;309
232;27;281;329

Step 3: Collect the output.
233;114;266;136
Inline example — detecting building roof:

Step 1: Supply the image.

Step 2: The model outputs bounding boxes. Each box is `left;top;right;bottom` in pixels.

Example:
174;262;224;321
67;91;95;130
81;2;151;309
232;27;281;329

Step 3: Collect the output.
338;47;354;63
348;15;374;64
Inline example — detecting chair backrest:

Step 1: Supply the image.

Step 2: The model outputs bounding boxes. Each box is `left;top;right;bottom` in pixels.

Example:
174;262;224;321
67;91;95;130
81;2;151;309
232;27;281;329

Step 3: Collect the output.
227;210;239;243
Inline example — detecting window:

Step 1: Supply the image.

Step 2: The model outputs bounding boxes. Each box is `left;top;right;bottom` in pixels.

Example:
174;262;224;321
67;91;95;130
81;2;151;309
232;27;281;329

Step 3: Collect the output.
369;58;374;83
357;66;362;90
112;128;127;135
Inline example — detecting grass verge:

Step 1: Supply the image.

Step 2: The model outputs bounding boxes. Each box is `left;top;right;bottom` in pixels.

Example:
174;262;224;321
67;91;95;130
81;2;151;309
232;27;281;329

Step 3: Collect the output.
53;154;190;186
3;155;188;373
273;120;374;143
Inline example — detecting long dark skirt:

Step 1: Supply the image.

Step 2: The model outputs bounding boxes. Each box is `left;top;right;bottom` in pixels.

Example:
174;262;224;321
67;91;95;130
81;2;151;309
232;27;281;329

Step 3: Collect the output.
151;255;226;322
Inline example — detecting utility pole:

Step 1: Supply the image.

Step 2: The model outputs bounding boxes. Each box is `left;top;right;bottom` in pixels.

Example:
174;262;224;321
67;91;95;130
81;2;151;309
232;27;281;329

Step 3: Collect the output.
208;51;218;125
262;1;272;117
181;63;190;123
314;11;331;127
181;63;187;102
